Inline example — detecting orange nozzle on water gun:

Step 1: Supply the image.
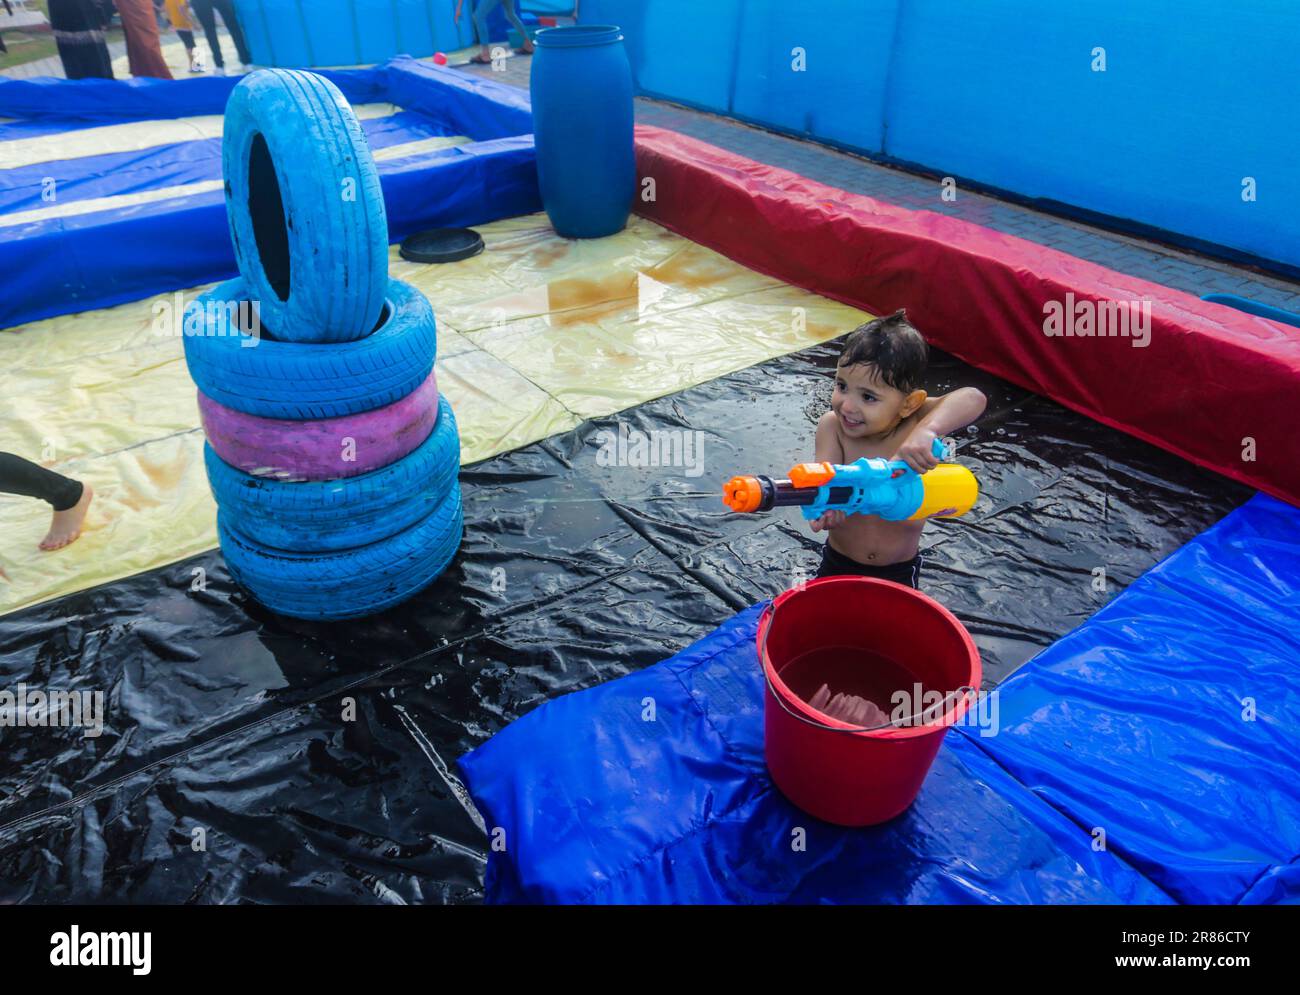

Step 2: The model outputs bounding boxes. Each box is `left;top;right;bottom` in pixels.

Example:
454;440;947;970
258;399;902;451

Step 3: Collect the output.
723;463;838;513
722;475;764;513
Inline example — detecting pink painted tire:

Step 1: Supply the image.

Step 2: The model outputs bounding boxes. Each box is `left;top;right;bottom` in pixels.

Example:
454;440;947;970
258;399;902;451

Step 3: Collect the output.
198;372;439;481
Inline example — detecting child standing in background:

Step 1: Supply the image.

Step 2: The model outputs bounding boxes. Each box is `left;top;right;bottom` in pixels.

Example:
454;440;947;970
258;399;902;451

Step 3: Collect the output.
469;0;534;64
164;0;204;73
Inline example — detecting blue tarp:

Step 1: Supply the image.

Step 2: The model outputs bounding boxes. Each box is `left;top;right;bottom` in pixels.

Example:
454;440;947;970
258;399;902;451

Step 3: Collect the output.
965;493;1300;905
459;493;1300;904
0;58;538;331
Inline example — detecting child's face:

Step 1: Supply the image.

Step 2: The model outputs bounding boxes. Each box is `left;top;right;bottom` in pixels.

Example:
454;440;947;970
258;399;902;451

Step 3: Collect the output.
832;362;923;438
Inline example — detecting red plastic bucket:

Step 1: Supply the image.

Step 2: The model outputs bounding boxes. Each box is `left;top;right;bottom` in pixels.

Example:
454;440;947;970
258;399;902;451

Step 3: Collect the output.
758;576;981;826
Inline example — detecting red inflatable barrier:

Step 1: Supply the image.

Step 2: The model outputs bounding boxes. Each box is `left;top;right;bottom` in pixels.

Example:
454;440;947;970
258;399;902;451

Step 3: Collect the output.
633;125;1300;507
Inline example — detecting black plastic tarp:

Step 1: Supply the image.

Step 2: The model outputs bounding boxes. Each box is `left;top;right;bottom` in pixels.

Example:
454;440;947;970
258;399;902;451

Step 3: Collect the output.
0;341;1248;903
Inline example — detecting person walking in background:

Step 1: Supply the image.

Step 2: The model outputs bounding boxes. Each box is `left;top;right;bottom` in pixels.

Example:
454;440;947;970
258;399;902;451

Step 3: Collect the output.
191;0;251;76
114;0;173;78
469;0;533;65
48;0;115;79
0;453;95;553
164;0;204;73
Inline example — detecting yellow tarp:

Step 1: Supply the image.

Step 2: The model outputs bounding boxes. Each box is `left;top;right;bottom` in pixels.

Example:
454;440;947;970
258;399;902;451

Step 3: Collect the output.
0;214;868;615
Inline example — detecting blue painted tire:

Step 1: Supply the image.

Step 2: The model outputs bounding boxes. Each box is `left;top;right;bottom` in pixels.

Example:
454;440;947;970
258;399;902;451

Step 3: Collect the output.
219;484;464;621
223;69;388;343
205;395;459;552
182;277;435;420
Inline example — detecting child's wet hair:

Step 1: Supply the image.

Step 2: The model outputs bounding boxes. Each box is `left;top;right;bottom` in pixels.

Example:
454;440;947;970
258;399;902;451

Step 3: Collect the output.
838;309;928;393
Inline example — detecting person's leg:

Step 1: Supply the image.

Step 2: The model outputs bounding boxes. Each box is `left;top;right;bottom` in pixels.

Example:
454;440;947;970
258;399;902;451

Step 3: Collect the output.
114;0;174;79
501;0;533;52
0;453;94;551
472;0;504;60
190;0;223;69
48;0;111;79
212;0;251;66
177;28;203;70
0;453;83;509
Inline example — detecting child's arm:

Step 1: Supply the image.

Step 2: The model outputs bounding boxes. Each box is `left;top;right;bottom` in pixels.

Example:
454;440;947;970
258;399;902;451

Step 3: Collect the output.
810;411;847;533
895;388;988;473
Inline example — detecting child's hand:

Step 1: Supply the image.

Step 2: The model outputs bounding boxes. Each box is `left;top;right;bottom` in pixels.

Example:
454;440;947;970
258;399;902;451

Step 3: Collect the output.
895;428;941;474
810;510;848;533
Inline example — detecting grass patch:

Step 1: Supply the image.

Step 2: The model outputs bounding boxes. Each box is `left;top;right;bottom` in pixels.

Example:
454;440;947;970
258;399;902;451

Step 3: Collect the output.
1;2;125;74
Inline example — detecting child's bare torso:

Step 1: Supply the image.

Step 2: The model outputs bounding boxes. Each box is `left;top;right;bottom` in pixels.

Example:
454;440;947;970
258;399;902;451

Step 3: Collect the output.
818;412;928;566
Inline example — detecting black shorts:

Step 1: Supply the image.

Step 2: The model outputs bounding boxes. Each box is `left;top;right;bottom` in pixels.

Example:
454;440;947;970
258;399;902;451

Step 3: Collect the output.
814;542;922;588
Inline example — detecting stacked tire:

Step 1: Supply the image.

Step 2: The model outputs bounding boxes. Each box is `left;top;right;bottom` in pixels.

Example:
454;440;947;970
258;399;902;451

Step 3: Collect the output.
182;70;462;621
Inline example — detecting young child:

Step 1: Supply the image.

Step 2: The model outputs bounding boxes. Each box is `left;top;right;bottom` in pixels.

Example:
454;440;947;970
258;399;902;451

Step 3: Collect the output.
164;0;204;74
810;309;986;587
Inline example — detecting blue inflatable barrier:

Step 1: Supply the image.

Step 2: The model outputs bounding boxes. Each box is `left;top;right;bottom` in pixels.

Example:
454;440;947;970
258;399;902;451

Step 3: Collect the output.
0;59;538;332
459;493;1300;904
0;112;459;217
0;66;389;120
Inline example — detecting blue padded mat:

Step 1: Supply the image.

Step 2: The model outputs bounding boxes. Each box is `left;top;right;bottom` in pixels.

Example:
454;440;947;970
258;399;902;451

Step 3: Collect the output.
964;493;1300;905
458;494;1300;904
459;605;1166;904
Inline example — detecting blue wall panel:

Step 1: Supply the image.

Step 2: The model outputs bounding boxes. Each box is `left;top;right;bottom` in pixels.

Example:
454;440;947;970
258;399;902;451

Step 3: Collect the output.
732;0;898;154
580;0;1299;271
884;0;1298;270
234;0;478;67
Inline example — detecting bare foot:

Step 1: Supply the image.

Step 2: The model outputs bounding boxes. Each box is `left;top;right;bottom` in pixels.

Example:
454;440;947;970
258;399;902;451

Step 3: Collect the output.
40;484;93;551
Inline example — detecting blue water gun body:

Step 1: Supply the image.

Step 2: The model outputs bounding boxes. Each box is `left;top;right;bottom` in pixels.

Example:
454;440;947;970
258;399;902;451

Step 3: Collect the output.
723;437;979;522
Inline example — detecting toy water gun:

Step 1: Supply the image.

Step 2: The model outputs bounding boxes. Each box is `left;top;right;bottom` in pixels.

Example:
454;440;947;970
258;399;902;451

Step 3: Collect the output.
722;437;978;521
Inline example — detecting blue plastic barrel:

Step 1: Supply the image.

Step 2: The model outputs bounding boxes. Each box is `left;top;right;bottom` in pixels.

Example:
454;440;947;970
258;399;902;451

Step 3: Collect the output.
530;25;635;238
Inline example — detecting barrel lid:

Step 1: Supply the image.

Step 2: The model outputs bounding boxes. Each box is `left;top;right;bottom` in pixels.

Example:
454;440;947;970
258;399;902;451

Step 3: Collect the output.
399;228;485;264
534;25;623;47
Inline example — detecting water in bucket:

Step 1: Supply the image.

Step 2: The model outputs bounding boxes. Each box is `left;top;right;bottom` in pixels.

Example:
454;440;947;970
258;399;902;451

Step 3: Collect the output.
777;646;922;726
